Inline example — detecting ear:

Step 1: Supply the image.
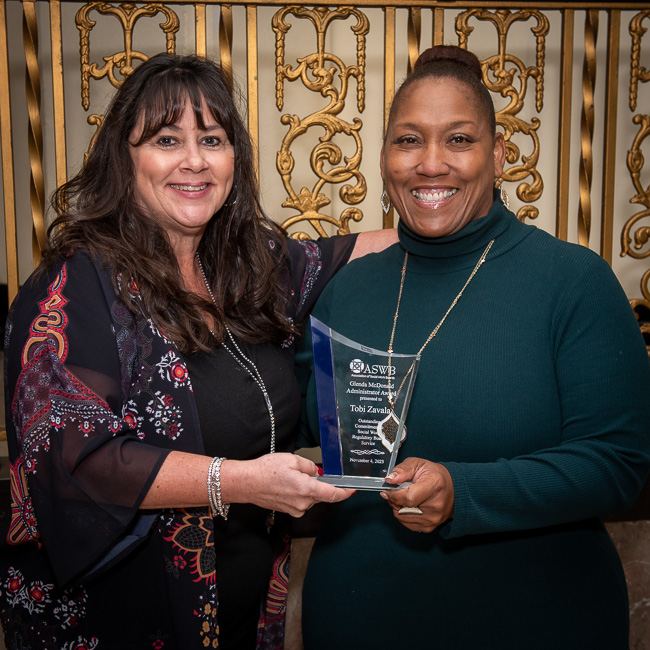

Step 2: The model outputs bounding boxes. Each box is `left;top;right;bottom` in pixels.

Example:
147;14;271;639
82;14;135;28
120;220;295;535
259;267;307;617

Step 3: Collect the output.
380;144;386;183
493;132;506;179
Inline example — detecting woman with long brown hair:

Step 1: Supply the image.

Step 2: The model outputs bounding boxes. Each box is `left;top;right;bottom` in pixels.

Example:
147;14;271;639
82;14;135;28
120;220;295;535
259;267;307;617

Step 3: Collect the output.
0;53;391;649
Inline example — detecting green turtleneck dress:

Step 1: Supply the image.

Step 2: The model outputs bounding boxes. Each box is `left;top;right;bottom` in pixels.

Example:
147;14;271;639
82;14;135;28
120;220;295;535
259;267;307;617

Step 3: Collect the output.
299;199;650;649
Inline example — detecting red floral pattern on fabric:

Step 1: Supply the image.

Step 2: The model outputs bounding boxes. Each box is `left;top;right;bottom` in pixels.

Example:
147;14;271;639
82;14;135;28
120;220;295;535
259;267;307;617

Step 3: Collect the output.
13;342;121;467
22;265;69;365
265;539;289;618
157;350;192;389
6;458;40;546
256;533;290;650
2;567;53;615
164;509;216;584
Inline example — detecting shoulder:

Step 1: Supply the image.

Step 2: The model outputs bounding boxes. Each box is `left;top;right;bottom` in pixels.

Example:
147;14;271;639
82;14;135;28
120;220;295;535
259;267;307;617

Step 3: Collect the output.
12;252;116;326
324;242;403;285
520;225;602;264
514;230;640;340
286;233;358;266
286;237;320;267
59;252;115;301
310;243;402;316
506;224;618;288
15;252;90;303
34;250;110;283
286;234;360;315
5;252;120;366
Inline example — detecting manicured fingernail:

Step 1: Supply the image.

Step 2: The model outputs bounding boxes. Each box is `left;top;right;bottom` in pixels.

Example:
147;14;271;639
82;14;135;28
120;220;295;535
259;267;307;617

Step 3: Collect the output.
380;492;388;500
317;467;323;476
387;472;397;480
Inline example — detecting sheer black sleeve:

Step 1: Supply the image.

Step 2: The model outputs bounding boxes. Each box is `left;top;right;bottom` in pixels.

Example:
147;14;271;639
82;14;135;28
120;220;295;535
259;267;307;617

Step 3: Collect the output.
286;234;358;324
4;254;170;584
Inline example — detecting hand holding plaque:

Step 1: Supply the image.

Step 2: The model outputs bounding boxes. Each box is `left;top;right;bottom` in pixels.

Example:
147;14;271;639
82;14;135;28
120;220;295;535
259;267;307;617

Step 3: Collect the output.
310;316;420;490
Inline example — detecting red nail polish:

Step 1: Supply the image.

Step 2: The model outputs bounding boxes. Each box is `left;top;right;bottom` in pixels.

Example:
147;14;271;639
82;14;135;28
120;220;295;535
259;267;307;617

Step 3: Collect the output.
317;466;323;476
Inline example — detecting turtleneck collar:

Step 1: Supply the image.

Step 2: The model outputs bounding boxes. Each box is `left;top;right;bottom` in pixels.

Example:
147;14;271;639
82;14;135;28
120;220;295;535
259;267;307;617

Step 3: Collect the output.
397;190;514;262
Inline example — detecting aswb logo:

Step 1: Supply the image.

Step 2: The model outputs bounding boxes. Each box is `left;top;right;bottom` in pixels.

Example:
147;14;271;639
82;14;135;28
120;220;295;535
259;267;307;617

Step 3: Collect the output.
349;359;365;373
349;359;396;376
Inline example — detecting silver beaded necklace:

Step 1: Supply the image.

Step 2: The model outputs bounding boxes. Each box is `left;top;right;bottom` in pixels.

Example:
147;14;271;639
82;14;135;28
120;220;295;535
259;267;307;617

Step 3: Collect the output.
195;253;276;456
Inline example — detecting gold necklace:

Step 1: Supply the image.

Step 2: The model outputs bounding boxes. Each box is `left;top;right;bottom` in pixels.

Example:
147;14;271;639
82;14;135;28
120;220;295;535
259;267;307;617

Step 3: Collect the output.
379;239;495;448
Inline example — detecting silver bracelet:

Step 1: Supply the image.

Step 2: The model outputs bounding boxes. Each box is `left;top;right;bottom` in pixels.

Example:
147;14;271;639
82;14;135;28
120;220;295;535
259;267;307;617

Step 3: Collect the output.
207;456;230;520
207;457;219;517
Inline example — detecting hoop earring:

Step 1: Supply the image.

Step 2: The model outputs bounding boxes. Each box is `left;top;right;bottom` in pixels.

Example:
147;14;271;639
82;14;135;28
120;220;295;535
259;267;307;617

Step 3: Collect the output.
380;189;391;215
495;179;510;211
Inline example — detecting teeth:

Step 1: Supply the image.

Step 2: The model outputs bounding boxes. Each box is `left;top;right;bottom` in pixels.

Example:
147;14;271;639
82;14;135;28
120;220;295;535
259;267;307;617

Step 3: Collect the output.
412;188;457;202
170;184;208;192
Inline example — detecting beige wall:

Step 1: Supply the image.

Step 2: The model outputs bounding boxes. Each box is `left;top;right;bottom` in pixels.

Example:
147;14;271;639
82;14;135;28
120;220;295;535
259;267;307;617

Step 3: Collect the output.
1;4;649;308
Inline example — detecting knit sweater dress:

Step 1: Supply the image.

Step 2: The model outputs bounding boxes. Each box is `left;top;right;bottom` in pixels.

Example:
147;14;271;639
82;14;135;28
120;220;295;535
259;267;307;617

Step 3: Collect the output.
300;199;650;649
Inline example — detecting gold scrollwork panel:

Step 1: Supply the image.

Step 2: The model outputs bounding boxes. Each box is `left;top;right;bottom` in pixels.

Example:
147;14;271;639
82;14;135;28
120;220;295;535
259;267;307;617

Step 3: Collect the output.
622;114;650;350
456;9;548;223
273;5;368;239
76;1;180;160
77;2;179;107
625;12;650;352
407;7;421;75
630;10;650;112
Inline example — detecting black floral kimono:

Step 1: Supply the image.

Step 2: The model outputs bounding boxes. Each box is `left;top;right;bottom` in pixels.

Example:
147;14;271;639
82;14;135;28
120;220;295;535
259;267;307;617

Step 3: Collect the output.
0;236;355;650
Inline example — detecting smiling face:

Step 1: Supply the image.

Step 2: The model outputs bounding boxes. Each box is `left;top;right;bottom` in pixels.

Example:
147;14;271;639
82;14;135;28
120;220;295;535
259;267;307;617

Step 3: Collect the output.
129;98;235;253
381;77;505;239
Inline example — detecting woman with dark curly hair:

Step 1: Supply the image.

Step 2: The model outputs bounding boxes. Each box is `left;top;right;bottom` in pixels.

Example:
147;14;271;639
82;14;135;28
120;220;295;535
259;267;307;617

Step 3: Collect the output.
0;53;392;649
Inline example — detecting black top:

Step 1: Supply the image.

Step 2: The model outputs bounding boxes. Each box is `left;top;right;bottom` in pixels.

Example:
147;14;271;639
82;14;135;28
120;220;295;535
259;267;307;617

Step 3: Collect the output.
186;337;299;649
186;236;357;649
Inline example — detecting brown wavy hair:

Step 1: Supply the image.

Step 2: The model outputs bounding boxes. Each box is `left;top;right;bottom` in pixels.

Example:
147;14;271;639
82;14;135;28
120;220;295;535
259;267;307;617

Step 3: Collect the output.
46;53;294;353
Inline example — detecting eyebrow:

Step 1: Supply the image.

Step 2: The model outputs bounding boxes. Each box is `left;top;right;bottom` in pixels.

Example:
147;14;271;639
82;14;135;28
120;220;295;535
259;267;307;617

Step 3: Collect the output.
393;120;475;130
158;121;225;133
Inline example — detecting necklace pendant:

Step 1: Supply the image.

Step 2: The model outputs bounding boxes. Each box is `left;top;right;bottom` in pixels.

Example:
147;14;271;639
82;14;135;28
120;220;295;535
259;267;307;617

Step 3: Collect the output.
377;410;407;453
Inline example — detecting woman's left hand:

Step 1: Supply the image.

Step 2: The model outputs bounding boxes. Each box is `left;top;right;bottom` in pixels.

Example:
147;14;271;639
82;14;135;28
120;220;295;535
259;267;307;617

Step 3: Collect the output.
380;457;454;533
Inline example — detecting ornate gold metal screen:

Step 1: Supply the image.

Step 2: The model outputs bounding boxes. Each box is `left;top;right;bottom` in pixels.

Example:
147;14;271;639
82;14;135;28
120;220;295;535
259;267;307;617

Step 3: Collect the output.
1;1;649;352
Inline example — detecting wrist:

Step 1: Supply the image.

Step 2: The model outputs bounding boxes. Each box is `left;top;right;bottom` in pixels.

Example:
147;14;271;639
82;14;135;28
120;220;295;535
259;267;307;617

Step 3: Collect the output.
207;457;230;519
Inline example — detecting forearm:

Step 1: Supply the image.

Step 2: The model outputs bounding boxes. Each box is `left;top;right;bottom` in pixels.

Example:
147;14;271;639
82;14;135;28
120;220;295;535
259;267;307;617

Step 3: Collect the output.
140;451;213;509
140;450;354;516
441;440;650;539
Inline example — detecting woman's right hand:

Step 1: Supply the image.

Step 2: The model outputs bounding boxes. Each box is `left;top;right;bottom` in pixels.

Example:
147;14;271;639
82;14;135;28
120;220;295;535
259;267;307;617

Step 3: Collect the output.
380;457;455;533
221;453;355;517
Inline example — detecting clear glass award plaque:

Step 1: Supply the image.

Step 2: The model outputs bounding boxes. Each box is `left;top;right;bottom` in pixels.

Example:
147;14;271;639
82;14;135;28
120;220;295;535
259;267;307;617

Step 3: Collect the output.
310;316;420;491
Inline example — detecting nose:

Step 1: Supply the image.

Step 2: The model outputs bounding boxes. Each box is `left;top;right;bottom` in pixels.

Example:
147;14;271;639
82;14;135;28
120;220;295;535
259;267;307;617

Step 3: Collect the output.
416;142;449;177
180;141;208;172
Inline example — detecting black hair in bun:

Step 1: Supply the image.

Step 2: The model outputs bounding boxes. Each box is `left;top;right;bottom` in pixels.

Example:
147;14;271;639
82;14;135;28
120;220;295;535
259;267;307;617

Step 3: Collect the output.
385;45;496;140
414;45;483;82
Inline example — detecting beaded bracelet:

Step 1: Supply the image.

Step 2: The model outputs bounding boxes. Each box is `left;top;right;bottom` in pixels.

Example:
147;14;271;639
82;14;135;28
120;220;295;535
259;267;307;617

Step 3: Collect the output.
207;456;230;520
